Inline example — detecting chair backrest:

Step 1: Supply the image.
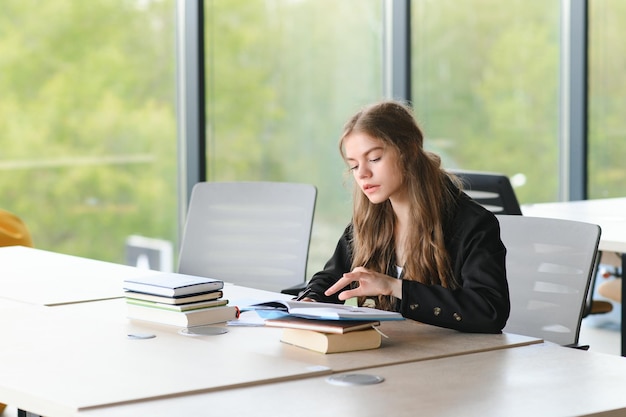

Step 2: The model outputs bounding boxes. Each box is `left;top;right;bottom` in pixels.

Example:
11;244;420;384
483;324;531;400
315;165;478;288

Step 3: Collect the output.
178;181;317;293
450;169;522;215
0;209;33;247
498;215;601;346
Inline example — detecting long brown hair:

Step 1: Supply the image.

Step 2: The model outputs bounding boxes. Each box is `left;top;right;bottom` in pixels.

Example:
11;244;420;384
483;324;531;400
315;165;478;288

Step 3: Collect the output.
339;101;461;310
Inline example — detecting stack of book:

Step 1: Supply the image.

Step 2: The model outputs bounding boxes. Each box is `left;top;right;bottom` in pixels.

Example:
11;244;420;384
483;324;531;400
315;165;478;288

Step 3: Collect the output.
246;299;404;354
123;272;239;327
265;316;383;354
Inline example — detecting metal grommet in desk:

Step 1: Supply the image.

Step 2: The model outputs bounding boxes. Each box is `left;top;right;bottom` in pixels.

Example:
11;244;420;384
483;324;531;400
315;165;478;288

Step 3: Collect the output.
179;326;228;336
127;333;156;340
326;373;385;386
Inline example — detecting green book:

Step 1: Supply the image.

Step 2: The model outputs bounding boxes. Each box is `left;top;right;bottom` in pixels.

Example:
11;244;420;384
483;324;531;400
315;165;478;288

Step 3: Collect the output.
126;297;228;312
123;290;224;305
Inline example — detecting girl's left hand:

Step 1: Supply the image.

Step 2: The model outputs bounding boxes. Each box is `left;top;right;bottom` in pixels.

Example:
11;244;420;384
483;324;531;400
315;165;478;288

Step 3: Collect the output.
324;267;402;301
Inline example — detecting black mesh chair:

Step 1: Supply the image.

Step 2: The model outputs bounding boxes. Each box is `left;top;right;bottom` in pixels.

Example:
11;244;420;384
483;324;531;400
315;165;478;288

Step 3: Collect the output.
450;169;611;318
449;169;522;215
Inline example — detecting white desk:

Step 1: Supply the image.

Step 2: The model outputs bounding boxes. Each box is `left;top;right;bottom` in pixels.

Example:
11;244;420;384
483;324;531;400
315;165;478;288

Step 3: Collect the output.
0;245;290;307
0;248;542;417
523;197;626;254
0;300;330;417
523;197;626;355
0;246;157;305
0;298;540;417
75;343;626;417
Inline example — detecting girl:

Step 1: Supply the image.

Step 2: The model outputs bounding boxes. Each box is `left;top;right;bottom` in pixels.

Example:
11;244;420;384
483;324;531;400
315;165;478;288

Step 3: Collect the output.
302;100;510;333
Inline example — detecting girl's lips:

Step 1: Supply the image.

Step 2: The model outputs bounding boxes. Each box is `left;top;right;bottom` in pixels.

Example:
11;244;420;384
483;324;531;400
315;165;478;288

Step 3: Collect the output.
363;184;379;194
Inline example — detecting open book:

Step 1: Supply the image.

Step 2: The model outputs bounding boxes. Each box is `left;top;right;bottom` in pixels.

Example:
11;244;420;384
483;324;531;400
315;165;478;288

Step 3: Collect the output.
247;300;404;321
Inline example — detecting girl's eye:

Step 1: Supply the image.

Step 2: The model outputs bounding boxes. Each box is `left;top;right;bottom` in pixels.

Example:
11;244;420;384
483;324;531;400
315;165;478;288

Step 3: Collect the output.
349;165;358;171
369;157;381;163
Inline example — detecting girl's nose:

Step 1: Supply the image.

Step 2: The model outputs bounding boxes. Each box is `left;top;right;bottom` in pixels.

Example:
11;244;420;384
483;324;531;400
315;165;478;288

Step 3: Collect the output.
356;165;371;179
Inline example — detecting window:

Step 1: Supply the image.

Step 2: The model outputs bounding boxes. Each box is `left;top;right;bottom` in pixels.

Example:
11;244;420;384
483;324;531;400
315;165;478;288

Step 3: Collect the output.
204;0;383;274
6;0;602;274
411;0;561;204
0;1;177;265
588;0;626;198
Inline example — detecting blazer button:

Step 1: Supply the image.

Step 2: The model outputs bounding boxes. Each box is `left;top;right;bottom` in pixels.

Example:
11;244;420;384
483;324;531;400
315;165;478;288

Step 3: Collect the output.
433;307;441;316
409;303;419;310
453;312;462;321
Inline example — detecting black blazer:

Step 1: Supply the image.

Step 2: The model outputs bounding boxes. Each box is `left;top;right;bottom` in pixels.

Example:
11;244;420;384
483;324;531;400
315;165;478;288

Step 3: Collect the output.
305;191;510;334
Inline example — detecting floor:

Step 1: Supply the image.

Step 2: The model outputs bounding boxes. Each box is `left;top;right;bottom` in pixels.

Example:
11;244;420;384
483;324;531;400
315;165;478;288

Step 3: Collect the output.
578;270;622;356
578;302;622;356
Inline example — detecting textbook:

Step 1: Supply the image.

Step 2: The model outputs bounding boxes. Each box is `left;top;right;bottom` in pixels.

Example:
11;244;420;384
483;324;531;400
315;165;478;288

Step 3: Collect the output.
126;297;229;312
123;272;224;297
123;290;224;305
127;303;239;327
248;299;404;321
265;316;380;334
280;328;382;354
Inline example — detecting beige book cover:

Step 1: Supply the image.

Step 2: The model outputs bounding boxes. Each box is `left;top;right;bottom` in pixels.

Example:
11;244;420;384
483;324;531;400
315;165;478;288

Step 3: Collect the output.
280;328;382;354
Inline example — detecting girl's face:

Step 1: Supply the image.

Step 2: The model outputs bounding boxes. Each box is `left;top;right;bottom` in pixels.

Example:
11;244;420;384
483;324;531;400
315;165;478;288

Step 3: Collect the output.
343;131;406;205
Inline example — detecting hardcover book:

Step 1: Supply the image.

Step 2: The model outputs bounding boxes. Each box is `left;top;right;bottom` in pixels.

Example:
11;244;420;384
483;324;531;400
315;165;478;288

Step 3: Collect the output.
126;297;229;312
123;272;224;297
280;328;382;354
123;290;224;305
127;303;239;327
265;316;379;334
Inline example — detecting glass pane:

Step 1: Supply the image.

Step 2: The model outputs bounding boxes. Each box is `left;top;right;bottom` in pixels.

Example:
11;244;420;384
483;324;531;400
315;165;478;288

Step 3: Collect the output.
588;0;626;199
411;0;561;204
205;0;383;275
0;1;177;266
